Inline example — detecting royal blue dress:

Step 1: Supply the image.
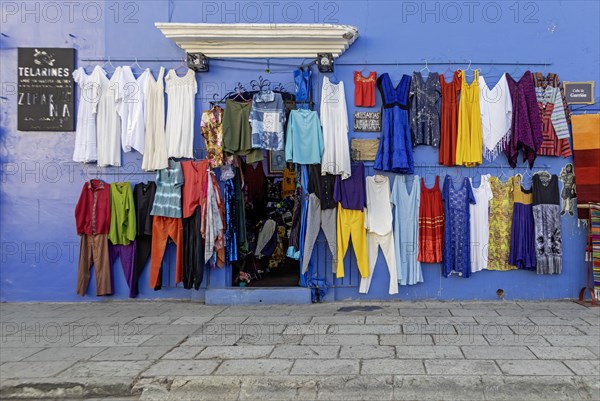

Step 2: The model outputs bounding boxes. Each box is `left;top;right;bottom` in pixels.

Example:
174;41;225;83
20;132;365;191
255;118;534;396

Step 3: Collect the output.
442;175;476;277
374;73;414;174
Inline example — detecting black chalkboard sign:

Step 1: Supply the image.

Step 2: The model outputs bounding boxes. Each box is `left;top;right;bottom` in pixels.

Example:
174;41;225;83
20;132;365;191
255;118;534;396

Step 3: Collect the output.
353;111;381;132
563;81;595;105
18;48;75;131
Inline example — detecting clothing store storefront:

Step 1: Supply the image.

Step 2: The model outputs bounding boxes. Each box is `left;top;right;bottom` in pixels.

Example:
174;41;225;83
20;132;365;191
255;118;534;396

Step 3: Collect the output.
1;1;599;304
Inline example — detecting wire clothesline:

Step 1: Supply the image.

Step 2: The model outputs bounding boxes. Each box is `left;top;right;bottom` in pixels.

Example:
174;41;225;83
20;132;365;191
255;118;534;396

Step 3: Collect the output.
335;61;553;66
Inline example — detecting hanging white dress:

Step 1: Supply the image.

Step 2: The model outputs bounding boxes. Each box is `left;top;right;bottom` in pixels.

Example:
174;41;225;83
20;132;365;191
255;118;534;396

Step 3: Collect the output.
72;67;101;163
320;76;351;179
142;67;168;171
479;73;512;160
469;174;493;272
96;66;122;167
165;69;197;159
116;66;149;154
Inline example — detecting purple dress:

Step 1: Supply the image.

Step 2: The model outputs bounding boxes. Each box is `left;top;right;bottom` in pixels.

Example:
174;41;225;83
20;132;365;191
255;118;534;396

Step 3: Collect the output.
509;175;537;270
504;71;543;168
442;175;476;278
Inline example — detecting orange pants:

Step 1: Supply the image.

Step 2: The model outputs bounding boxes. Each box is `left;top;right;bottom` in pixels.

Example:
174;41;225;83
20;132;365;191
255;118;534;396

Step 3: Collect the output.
150;216;183;289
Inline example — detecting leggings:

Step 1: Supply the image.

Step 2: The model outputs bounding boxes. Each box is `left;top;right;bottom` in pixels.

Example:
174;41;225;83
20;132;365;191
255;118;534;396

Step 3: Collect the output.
183;208;205;290
77;234;111;296
359;232;398;295
109;242;136;298
302;194;337;274
134;235;153;293
150;216;183;289
336;206;369;279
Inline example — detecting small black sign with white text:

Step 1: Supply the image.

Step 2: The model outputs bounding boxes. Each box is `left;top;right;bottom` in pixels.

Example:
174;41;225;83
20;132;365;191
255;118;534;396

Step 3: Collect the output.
18;48;75;131
563;81;594;105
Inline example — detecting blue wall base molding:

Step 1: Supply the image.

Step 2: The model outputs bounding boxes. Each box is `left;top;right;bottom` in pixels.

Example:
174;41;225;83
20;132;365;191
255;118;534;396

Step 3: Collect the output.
205;288;312;305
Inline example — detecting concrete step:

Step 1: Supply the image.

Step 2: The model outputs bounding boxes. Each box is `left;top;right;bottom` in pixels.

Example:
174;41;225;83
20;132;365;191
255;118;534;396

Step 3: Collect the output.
205;287;312;305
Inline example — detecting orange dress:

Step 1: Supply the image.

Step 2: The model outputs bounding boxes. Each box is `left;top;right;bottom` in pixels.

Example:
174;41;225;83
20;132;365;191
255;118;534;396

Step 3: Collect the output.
418;176;445;263
438;71;462;166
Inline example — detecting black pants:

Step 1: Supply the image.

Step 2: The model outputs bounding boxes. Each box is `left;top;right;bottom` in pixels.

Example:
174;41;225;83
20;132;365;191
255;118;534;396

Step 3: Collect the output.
183;208;205;290
134;235;154;294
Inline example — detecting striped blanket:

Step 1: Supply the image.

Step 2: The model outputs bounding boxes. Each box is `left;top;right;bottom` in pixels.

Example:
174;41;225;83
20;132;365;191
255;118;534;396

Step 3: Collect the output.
591;204;600;299
571;114;600;221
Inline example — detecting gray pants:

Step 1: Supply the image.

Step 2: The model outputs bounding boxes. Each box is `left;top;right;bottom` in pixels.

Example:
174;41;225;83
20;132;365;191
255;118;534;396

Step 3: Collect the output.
302;193;337;274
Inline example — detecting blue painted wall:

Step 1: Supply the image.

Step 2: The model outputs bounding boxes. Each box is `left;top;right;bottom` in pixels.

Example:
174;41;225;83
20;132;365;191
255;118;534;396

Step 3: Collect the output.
1;1;598;302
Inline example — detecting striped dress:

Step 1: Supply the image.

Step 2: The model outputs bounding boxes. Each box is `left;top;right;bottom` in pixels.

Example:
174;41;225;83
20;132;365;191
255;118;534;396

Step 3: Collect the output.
150;159;184;218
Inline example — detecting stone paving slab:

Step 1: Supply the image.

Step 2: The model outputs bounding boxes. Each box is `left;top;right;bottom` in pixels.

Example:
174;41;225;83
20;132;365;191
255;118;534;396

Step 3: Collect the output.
0;300;598;400
270;345;339;359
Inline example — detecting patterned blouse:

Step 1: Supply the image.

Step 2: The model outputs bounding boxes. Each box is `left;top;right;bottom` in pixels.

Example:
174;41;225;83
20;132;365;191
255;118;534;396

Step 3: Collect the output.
487;176;517;271
201;106;224;168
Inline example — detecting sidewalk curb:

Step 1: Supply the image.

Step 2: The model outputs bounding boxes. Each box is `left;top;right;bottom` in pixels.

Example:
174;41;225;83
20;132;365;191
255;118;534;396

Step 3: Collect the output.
0;377;135;400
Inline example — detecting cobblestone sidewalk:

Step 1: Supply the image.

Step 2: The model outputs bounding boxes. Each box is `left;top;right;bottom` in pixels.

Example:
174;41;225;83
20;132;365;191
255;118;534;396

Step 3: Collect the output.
1;300;599;400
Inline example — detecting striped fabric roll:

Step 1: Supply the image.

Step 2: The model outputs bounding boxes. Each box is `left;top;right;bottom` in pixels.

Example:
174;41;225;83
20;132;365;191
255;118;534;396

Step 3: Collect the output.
571;114;600;220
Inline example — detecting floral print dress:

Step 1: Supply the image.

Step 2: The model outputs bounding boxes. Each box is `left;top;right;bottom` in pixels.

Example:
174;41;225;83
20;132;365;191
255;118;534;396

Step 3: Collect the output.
201;106;225;167
487;176;517;271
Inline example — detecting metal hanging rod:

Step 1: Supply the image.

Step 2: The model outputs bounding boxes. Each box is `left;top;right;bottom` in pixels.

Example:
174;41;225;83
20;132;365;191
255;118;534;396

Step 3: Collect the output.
80;57;317;68
412;164;550;169
336;61;552;66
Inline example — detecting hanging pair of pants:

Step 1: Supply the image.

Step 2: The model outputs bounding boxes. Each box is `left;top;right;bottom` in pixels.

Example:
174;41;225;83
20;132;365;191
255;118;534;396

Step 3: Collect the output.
77;234;111;296
183;208;205;290
150;216;183;289
109;242;136;298
302;194;337;274
336;206;369;278
359;231;399;295
134;235;152;294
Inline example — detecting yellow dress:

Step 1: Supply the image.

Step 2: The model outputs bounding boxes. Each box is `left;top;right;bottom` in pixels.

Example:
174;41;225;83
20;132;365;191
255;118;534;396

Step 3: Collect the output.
456;70;483;167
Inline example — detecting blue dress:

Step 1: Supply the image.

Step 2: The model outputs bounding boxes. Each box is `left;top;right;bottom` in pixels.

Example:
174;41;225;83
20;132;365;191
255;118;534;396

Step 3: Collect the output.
375;73;414;174
392;175;423;285
442;175;476;277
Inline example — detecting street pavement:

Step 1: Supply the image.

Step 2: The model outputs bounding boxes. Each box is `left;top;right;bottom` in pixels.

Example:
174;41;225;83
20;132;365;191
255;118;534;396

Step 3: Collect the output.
0;300;598;400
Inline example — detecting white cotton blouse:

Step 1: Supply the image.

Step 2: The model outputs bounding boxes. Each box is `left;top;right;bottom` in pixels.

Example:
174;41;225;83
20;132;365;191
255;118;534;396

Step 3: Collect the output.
365;175;393;235
320;76;351;179
116;66;148;154
72;67;100;163
96;66;122;167
165;69;197;159
142;67;168;171
479;74;513;160
469;174;493;273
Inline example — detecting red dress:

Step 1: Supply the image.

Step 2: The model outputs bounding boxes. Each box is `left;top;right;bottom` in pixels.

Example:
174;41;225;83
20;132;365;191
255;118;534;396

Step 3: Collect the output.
418;176;444;263
354;71;377;107
438;71;461;166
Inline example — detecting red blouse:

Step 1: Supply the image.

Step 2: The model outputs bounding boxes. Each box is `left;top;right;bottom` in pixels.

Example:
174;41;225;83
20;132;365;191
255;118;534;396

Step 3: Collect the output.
75;179;111;235
354;71;377;107
181;160;210;219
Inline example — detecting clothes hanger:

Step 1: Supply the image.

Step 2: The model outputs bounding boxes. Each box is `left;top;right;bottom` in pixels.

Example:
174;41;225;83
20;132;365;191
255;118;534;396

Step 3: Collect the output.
130;58;144;77
443;60;454;77
360;60;371;75
101;56;116;74
174;57;189;75
509;63;523;79
419;59;430;75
